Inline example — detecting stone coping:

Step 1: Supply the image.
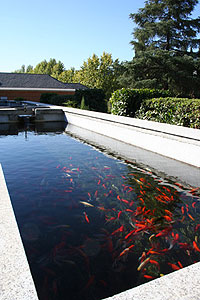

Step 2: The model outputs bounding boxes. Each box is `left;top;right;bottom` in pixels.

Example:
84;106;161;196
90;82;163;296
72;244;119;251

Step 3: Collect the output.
0;164;39;300
59;107;200;168
61;107;200;142
104;261;200;300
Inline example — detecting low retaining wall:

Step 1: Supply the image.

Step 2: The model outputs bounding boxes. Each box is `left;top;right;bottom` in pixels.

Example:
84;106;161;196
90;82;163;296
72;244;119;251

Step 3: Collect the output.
60;107;200;168
0;164;39;300
0;107;65;123
34;108;64;122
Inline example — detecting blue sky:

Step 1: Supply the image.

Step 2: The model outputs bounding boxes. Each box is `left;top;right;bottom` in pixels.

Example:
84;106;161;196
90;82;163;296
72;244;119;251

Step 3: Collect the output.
1;0;200;72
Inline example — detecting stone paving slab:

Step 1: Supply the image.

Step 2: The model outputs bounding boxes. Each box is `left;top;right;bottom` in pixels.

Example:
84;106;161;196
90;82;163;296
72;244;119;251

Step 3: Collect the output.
0;164;39;300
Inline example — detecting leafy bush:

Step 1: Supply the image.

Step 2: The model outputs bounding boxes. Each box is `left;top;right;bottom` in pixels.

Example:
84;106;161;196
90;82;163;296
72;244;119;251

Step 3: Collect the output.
40;93;58;103
15;97;25;101
75;89;107;112
50;95;77;106
63;100;78;108
110;88;171;117
40;89;107;113
135;97;200;128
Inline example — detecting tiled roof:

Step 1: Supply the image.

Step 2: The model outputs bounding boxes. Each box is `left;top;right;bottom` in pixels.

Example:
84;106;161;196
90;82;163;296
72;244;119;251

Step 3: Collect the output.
0;73;88;90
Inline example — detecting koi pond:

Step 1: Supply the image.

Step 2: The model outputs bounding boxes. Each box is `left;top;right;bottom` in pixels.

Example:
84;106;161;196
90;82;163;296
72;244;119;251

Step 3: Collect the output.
0;123;200;300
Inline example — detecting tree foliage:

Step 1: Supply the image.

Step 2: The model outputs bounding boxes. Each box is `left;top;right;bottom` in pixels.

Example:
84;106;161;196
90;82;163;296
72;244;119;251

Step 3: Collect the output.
124;0;200;97
77;52;121;98
14;54;121;99
130;0;200;53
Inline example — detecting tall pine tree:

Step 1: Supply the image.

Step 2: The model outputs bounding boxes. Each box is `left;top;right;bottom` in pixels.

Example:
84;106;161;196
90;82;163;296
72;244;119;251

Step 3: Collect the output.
127;0;200;96
130;0;200;54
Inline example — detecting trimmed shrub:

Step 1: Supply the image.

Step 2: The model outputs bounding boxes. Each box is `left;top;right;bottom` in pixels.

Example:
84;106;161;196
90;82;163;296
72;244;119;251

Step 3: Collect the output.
110;88;171;117
15;97;25;101
40;89;107;112
40;93;58;103
50;95;77;106
135;97;200;128
75;89;107;112
63;100;78;108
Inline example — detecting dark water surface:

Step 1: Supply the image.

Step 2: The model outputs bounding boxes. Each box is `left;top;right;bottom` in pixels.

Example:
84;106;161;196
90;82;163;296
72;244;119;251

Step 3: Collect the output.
0;124;200;300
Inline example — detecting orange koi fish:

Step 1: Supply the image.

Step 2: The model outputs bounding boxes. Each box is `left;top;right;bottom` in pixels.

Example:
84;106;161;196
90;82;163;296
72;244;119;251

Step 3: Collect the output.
189;187;199;194
127;187;133;193
84;212;90;223
156;229;169;238
118;211;122;219
148;250;162;255
188;213;195;221
177;261;183;268
193;241;200;252
139;178;146;182
106;216;116;222
119;245;134;257
137;257;150;271
139;251;146;262
139;197;145;204
164;209;173;217
181;206;184;214
79;201;94;207
179;242;190;249
155;196;167;204
111;225;124;235
149;259;160;270
98;206;107;211
125;230;135;239
124;209;134;213
143;274;154;279
192;202;196;208
168;263;180;271
195;224;200;232
163;186;171;193
163;215;173;222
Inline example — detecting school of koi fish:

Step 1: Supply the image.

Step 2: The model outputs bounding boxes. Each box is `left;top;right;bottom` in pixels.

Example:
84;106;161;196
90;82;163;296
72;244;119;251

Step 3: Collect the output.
1;131;200;300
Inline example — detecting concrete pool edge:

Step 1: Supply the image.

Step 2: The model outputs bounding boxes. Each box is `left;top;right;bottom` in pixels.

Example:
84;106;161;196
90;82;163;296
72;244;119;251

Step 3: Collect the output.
0;164;39;300
60;107;200;168
104;260;200;300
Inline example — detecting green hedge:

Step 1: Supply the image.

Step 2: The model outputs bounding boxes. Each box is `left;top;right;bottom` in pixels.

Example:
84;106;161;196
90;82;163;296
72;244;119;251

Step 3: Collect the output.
75;89;107;112
110;88;171;117
135;97;200;128
40;89;107;112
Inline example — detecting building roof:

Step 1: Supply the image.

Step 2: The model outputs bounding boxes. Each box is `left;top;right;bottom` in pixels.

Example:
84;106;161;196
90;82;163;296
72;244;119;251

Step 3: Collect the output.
0;73;88;90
